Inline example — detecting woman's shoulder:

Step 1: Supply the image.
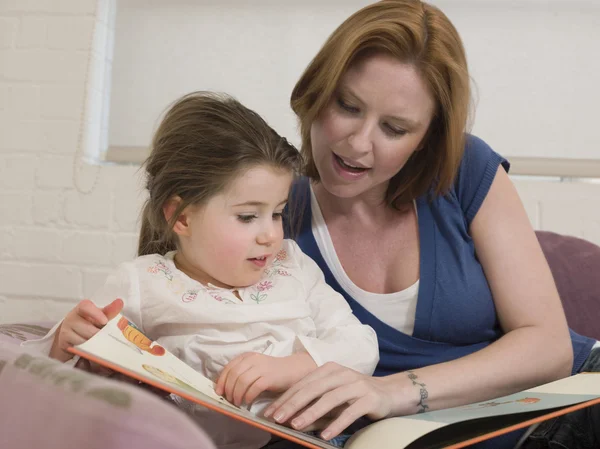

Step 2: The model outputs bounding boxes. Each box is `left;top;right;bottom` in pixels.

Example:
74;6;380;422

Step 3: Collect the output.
452;134;510;225
460;134;509;175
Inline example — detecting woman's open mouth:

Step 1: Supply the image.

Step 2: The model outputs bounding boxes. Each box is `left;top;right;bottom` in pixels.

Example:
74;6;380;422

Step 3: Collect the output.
332;153;370;179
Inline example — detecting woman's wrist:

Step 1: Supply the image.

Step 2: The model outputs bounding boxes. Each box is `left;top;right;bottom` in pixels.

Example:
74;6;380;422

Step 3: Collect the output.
379;370;430;417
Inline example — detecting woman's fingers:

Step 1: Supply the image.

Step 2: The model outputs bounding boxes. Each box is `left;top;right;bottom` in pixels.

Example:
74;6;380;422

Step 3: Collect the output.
266;364;359;424
289;381;365;431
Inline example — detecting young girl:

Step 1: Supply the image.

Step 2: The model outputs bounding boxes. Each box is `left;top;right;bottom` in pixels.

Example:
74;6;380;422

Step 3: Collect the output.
24;92;378;449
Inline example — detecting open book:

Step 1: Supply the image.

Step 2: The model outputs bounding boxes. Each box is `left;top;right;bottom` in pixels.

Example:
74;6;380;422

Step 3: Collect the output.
69;314;600;449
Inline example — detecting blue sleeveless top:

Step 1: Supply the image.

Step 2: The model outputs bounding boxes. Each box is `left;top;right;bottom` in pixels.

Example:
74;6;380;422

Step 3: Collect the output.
287;135;595;448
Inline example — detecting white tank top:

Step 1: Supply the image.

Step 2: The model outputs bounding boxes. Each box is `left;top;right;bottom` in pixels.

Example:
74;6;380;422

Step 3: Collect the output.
310;187;419;335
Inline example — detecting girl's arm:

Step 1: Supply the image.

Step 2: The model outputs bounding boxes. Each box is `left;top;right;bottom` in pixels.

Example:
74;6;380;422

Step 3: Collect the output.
265;168;572;438
293;241;380;375
22;262;143;362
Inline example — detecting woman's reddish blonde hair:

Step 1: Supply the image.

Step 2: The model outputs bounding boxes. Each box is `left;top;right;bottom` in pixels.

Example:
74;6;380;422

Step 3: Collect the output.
291;0;470;206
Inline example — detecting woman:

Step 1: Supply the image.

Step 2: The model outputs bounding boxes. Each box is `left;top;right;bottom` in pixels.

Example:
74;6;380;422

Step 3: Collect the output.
264;1;599;448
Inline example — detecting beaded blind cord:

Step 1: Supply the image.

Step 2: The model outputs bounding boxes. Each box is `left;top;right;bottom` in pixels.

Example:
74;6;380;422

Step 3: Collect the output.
71;0;103;195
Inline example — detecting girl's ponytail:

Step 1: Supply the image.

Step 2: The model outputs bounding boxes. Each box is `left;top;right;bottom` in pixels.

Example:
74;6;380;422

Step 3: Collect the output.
137;201;176;256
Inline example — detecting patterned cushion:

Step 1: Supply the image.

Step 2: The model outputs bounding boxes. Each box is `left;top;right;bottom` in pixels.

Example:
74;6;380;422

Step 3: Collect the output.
0;322;52;346
0;343;216;449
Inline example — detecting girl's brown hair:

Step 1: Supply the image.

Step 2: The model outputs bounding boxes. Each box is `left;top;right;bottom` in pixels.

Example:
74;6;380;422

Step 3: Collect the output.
291;0;470;207
138;92;301;256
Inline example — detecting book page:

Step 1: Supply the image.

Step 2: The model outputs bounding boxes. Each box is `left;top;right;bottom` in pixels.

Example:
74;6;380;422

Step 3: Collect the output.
71;314;336;449
346;373;600;449
346;419;445;449
75;313;230;404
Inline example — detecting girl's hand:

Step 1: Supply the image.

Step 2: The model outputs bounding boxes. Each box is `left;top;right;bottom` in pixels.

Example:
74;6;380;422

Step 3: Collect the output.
215;352;317;407
49;298;124;362
263;362;395;440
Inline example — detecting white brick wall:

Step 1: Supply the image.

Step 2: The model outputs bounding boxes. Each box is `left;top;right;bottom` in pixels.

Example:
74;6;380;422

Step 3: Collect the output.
0;0;142;323
0;0;599;325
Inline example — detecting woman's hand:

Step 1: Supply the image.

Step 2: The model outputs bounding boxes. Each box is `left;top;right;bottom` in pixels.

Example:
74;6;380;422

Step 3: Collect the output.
49;298;124;362
215;352;317;407
263;362;396;440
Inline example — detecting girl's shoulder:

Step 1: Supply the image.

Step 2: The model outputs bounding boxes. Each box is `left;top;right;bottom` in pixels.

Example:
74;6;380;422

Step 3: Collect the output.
122;252;179;282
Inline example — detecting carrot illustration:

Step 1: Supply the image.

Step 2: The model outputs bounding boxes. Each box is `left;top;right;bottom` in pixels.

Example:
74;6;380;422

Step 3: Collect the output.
117;316;165;356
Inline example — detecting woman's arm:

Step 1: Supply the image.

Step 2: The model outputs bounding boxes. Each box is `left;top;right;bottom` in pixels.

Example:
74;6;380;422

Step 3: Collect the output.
264;168;573;438
409;167;572;408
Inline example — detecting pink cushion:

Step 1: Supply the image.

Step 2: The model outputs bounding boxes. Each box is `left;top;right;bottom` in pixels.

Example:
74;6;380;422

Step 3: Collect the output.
537;231;600;341
0;343;216;449
0;322;52;346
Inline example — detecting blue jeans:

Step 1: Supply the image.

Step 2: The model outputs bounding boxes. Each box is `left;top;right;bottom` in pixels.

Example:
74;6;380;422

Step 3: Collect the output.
261;419;370;448
261;434;350;449
523;347;600;449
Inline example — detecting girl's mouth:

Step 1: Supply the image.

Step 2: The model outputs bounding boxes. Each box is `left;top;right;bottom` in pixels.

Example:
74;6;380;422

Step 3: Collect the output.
249;256;268;267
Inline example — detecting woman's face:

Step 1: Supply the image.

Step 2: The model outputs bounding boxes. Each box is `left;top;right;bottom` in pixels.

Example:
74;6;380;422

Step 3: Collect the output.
310;53;436;202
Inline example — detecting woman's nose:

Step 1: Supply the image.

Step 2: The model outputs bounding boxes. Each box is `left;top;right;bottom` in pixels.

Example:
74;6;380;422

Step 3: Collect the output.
347;120;374;154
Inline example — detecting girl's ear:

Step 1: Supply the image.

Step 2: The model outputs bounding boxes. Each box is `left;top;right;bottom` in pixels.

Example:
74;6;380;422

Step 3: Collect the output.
163;196;190;236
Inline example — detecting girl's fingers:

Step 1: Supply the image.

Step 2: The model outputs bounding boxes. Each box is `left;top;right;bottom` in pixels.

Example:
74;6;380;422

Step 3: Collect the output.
74;358;114;377
70;318;103;342
216;353;252;395
75;300;109;327
102;298;124;321
244;375;270;405
225;361;252;404
232;369;260;406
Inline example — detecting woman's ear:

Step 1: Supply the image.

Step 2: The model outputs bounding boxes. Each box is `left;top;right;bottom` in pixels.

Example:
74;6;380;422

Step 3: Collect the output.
163;196;190;237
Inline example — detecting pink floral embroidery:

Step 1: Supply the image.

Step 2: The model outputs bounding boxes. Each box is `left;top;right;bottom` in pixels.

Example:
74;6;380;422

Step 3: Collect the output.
276;269;291;277
182;290;199;303
275;249;287;262
256;281;273;292
147;260;173;281
208;291;225;302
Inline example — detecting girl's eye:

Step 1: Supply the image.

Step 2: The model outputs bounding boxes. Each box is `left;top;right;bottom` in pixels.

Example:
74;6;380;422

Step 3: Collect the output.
272;212;284;221
237;215;257;223
383;123;407;137
337;97;360;114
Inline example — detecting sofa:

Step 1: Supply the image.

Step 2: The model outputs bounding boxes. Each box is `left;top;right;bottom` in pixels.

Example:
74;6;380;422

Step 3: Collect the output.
0;326;216;449
0;231;598;448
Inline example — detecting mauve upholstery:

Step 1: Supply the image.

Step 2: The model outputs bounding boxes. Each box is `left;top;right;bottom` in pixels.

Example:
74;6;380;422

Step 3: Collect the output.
537;231;600;341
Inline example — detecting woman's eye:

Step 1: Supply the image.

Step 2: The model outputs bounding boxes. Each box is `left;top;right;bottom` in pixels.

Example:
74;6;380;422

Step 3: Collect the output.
383;123;407;137
337;97;360;114
237;215;257;223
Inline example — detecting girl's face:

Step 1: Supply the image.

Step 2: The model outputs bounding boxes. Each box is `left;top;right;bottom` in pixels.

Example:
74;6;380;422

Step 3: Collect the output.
173;165;292;289
310;53;436;202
